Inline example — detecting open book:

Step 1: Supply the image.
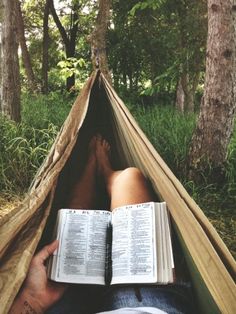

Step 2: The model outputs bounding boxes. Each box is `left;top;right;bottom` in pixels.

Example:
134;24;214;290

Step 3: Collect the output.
48;202;174;285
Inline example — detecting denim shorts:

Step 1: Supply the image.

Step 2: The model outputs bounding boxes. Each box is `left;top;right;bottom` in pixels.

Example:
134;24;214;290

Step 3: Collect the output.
46;283;197;314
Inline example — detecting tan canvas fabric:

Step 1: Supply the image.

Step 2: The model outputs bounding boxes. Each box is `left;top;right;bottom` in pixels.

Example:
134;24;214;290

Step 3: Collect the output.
101;74;236;313
0;72;97;313
0;71;235;313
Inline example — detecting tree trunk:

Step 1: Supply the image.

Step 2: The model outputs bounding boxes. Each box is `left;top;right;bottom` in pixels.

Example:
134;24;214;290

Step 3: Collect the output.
42;0;50;94
175;77;185;112
0;1;3;109
185;71;200;113
185;89;195;112
15;0;36;92
1;0;21;122
188;0;236;181
89;0;112;83
49;0;78;92
181;73;196;113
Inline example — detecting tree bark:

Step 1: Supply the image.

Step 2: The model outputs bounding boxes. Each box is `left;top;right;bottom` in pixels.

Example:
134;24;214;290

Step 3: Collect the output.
175;77;185;112
0;0;3;109
89;0;112;83
42;0;50;94
180;72;200;113
1;0;21;122
15;0;36;92
49;0;79;92
188;0;236;181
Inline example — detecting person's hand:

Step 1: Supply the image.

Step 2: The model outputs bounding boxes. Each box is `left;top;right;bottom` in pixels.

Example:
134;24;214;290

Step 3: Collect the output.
10;240;67;313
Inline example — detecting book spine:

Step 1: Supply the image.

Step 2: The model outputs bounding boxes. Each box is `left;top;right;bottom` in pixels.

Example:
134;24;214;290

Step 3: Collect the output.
105;222;113;285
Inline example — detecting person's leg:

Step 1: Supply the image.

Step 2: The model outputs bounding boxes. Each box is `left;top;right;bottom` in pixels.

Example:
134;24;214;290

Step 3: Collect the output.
67;136;97;209
48;137;105;314
95;138;196;314
95;137;154;210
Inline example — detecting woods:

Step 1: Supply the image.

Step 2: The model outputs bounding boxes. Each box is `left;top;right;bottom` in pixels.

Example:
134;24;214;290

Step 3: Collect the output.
0;1;235;256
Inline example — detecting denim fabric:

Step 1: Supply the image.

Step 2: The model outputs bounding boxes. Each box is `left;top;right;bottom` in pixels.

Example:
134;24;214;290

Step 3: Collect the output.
97;285;196;314
46;284;196;314
97;307;167;314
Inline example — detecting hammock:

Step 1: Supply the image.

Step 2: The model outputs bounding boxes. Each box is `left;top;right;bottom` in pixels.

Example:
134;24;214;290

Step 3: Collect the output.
0;70;235;314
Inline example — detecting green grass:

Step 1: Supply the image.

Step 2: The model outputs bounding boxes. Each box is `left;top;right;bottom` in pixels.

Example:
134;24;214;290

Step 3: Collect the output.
130;105;196;179
22;91;74;128
0;116;58;194
0;92;74;194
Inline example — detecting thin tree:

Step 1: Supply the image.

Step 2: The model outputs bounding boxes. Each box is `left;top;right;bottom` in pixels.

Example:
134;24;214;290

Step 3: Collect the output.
42;0;50;94
0;0;3;109
15;0;37;92
188;0;236;181
49;0;79;91
88;0;112;83
175;78;185;113
175;0;207;113
1;0;21;122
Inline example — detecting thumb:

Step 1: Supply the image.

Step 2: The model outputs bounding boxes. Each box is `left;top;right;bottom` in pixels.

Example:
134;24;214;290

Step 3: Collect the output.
34;240;59;264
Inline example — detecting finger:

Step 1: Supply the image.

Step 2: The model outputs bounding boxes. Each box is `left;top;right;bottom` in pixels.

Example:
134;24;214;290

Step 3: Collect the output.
34;240;59;264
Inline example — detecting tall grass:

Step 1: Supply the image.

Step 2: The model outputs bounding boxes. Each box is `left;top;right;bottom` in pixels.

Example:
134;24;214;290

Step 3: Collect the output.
0;92;74;195
0;117;58;194
1;95;236;213
22;91;74;128
131;105;196;179
132;104;236;213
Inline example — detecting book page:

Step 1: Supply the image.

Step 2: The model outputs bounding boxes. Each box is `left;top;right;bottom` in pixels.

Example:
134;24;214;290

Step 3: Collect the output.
163;205;174;281
111;203;157;285
51;209;111;285
154;202;174;284
155;203;163;282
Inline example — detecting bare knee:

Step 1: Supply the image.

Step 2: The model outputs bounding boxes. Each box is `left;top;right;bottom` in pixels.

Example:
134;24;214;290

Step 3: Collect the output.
109;167;154;208
117;167;146;183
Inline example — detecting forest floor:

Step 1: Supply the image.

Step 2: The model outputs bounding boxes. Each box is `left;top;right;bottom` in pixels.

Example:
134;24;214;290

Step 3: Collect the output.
0;195;22;219
207;213;235;259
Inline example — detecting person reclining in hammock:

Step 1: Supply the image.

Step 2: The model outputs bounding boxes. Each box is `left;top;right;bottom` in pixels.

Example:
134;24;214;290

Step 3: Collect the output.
10;136;195;314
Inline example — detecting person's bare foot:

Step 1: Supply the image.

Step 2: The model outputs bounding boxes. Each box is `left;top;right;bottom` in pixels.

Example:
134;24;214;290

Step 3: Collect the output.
95;135;112;179
86;135;97;172
67;136;97;209
95;135;122;196
88;135;97;159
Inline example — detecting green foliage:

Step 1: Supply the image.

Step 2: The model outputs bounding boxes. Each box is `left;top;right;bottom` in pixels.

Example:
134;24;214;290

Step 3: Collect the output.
110;0;207;106
21;0;94;92
131;105;196;177
22;92;73;128
225;125;236;194
0;116;58;194
0;92;75;194
130;0;166;16
57;56;91;89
